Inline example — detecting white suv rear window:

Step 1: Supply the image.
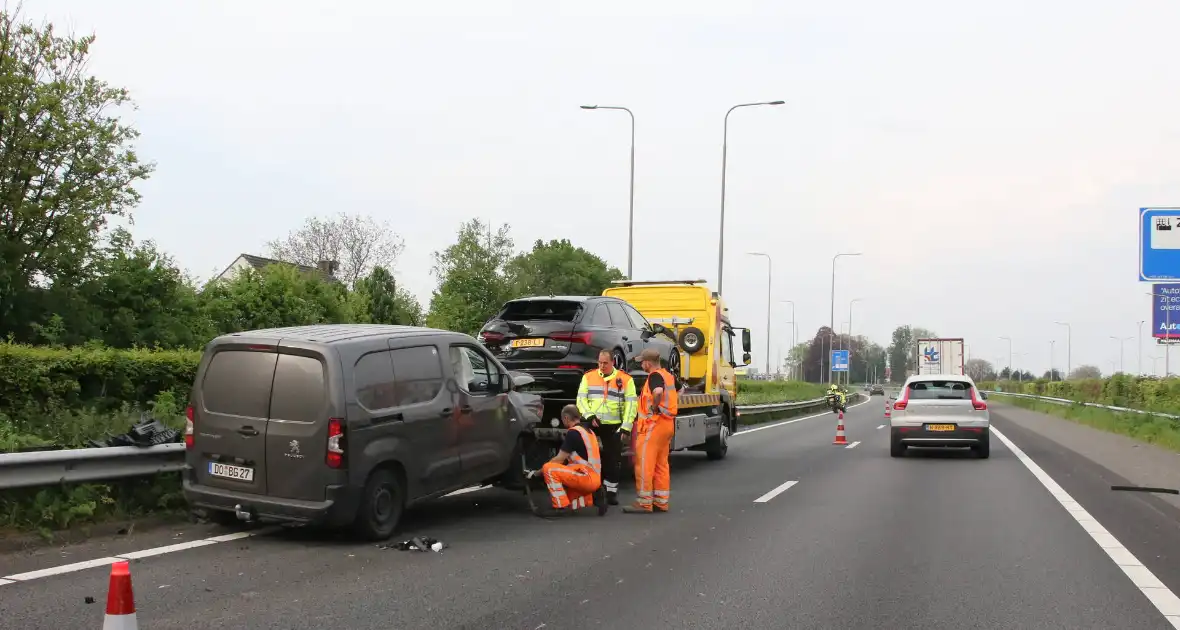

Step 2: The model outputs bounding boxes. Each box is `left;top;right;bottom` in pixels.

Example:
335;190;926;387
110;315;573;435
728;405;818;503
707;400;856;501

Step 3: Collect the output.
907;380;971;400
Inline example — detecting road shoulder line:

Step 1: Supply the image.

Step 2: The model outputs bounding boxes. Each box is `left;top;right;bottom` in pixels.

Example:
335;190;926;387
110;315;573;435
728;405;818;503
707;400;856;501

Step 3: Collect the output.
992;427;1180;627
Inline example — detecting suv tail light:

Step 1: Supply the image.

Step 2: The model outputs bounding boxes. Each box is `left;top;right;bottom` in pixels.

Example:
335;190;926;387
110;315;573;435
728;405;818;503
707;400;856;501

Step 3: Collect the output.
893;390;910;411
184;405;194;449
550;331;593;345
479;331;505;343
326;418;345;468
970;388;988;411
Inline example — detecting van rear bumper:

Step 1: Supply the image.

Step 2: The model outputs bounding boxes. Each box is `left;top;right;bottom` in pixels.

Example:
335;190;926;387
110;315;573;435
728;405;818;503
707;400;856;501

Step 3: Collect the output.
184;479;358;527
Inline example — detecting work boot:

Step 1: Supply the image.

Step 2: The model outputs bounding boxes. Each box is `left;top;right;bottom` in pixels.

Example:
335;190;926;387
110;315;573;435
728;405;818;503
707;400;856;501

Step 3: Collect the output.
622;504;653;514
595;487;609;516
607;490;620;506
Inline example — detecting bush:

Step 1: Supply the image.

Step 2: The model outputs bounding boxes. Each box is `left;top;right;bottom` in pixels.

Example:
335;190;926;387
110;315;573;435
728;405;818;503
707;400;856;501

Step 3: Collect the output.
980;375;1180;416
737;379;829;405
0;343;199;445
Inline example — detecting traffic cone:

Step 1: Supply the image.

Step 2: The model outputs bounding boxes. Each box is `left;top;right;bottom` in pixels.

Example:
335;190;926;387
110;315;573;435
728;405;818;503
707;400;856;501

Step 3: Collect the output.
884;400;892;419
833;418;848;445
103;561;138;630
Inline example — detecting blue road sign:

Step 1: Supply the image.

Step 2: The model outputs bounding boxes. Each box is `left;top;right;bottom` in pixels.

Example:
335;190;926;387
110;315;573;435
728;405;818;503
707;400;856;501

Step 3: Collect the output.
1151;284;1180;341
1140;208;1180;281
832;350;850;372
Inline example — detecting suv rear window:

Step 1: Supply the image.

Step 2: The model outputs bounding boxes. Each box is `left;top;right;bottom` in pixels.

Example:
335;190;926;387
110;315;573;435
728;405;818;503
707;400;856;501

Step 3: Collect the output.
907;380;972;400
201;350;279;418
497;300;583;322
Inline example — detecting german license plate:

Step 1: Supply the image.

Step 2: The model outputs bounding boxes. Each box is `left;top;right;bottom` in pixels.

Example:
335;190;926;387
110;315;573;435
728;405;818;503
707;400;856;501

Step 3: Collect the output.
511;338;545;348
209;462;254;481
925;424;956;432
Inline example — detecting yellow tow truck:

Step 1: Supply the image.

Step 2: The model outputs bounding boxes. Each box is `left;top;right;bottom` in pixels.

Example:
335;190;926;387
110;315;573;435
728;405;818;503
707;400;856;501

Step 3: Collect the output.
602;279;752;460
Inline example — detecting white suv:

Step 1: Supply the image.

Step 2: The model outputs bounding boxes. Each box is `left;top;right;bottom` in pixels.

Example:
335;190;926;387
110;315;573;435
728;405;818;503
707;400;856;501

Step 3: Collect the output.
889;374;990;459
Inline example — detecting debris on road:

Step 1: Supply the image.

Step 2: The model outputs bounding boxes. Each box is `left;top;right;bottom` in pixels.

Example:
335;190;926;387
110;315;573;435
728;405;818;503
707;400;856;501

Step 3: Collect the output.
86;415;182;448
379;536;446;552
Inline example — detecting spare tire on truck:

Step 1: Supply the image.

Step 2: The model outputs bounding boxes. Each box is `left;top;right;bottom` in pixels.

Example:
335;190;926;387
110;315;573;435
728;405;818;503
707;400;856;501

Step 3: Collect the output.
678;326;706;354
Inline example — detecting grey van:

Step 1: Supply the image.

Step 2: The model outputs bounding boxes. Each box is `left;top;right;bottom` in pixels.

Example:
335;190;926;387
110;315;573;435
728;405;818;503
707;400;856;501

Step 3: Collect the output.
183;324;542;539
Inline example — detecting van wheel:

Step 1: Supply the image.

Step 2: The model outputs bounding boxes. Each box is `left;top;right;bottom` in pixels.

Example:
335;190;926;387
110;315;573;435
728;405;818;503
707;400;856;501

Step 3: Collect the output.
353;468;405;541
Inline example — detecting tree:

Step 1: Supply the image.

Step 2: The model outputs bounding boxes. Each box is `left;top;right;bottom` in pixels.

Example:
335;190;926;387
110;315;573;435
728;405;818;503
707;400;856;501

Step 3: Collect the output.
201;264;352;333
784;342;810;380
802;327;835;382
1043;369;1064;381
352;266;423;326
506;239;624;297
267;213;405;287
965;358;995;382
1070;365;1102;380
887;326;914;383
0;11;155;337
427;219;514;335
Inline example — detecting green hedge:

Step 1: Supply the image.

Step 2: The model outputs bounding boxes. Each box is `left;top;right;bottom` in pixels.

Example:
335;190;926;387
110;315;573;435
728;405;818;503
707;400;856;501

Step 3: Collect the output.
979;375;1180;416
0;343;200;447
736;379;828;405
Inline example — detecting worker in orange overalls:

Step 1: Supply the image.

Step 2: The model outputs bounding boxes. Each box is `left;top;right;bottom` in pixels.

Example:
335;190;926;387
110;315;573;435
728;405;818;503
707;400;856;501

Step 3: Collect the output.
537;404;605;517
624;348;678;514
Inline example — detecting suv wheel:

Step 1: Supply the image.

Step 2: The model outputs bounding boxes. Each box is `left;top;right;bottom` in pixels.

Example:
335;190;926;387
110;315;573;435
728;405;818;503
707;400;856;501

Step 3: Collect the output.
890;436;906;458
353;468;405;541
667;349;682;383
974;432;990;459
612;349;627;372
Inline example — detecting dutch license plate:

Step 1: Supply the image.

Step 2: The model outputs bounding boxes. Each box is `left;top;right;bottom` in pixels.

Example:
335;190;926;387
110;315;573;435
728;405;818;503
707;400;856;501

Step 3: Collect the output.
925;424;956;432
511;338;545;348
208;461;255;482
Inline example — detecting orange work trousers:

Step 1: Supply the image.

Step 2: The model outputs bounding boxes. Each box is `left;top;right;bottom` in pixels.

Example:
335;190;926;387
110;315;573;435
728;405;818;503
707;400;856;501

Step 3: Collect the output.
541;462;601;510
633;418;674;511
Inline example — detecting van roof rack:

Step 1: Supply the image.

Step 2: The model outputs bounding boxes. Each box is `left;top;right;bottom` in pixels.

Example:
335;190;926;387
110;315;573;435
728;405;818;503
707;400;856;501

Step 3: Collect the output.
610;279;709;287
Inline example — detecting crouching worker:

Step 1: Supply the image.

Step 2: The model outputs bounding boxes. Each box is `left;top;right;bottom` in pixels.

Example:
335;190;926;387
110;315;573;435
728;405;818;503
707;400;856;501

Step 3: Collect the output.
538;404;607;517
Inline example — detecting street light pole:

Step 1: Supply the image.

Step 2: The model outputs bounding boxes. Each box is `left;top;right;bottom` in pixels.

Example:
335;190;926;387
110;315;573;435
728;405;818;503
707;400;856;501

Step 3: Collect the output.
780;300;795;379
1054;322;1071;379
1111;336;1132;374
716;100;785;296
1050;340;1055;380
849;298;862;383
1138;320;1146;375
580;105;636;279
747;252;773;375
829;252;862;384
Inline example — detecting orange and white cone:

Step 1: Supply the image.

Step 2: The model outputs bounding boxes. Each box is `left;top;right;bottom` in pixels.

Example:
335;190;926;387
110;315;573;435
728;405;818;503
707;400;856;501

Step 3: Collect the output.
102;561;138;630
884;401;891;419
833;419;848;445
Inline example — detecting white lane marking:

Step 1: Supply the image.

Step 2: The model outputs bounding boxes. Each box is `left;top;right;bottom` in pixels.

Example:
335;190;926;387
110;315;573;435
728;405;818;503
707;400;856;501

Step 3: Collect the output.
735;396;872;437
753;480;798;503
991;427;1180;627
846;441;861;449
877;424;885;430
1;527;279;585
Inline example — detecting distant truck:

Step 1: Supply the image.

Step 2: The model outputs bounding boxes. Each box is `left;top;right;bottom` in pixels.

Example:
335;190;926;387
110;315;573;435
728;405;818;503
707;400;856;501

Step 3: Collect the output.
914;338;965;376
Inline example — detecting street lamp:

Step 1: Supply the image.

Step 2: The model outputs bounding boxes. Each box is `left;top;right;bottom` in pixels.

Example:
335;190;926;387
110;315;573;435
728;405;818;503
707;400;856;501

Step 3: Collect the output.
1110;336;1132;374
1138;320;1146;375
1049;340;1055;381
849;298;863;384
780;300;795;379
1000;336;1013;379
747;252;773;375
580;105;636;279
829;252;862;383
1054;322;1071;379
716;100;786;295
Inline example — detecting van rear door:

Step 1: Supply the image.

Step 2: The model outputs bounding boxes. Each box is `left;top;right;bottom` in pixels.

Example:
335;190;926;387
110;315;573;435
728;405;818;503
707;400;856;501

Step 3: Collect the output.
264;346;338;502
191;342;279;495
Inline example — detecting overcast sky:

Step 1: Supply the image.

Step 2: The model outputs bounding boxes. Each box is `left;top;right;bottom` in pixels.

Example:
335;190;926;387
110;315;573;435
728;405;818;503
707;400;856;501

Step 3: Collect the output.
23;0;1180;376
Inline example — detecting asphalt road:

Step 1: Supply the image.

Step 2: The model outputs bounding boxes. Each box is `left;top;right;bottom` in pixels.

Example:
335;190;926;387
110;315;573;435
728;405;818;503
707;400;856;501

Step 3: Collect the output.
3;397;1180;629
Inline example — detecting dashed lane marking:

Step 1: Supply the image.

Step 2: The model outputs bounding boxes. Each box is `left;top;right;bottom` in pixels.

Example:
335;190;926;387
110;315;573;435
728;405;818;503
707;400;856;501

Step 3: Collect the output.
753;480;799;503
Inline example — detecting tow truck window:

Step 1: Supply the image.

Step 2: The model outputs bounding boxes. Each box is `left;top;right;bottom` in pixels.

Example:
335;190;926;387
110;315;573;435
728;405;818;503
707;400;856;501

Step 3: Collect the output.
720;329;735;365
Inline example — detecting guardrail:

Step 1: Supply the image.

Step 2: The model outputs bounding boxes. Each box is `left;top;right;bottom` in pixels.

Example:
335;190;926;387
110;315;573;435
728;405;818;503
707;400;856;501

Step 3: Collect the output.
0;443;186;491
984;391;1180;420
0;394;863;491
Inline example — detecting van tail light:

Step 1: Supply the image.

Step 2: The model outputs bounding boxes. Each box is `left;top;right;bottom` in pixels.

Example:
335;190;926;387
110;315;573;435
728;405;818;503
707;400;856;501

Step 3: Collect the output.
184;405;194;449
326;418;345;468
549;331;593;345
970;388;988;411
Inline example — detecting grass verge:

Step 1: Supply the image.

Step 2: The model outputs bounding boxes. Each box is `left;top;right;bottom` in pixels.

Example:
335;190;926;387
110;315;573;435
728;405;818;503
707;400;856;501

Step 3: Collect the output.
992;394;1180;453
737;380;829;405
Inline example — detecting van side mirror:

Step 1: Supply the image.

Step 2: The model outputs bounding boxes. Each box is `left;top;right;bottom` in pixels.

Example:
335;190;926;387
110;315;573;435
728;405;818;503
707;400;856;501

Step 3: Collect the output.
510;372;535;389
980;392;989;400
496;373;511;393
740;328;752;353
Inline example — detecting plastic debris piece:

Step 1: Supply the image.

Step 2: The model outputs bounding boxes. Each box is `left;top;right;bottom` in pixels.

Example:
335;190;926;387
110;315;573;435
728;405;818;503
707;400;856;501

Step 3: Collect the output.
378;536;447;552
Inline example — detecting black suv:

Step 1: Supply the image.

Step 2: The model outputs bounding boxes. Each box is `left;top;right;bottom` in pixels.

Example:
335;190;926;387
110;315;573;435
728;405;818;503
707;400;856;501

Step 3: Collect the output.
183;324;543;540
477;296;679;416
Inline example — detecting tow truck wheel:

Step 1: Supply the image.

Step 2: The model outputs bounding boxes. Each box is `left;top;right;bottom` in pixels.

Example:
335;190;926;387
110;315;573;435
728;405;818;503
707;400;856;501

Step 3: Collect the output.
705;408;730;460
